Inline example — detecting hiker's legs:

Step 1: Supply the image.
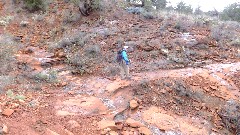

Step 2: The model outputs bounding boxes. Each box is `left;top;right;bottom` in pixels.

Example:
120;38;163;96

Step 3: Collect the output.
123;63;130;79
119;61;125;79
123;64;130;78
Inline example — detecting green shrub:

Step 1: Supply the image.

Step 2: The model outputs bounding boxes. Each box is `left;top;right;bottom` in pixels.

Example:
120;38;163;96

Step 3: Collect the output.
24;0;45;12
175;1;193;14
174;16;194;32
229;38;240;47
34;70;58;83
141;11;156;19
221;2;240;22
6;89;26;100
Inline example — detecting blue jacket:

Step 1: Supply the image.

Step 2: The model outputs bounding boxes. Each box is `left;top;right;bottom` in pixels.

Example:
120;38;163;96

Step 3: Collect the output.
121;50;130;65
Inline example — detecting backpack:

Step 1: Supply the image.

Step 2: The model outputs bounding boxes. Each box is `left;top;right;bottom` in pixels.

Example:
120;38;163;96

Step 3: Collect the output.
116;50;123;63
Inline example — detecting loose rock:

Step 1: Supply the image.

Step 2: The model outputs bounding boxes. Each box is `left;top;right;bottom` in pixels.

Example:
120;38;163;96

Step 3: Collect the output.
2;108;14;116
125;118;144;128
138;127;151;135
20;21;29;27
130;100;139;110
67;120;80;129
98;120;117;131
109;131;118;135
2;124;8;134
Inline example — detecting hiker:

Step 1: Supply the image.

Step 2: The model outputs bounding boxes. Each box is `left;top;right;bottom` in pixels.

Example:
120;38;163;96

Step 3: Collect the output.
117;46;131;80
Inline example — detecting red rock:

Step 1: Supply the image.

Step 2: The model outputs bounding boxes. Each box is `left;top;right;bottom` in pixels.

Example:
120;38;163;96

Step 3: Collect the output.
61;82;67;87
129;100;139;110
67;120;80;129
125;118;144;128
138;106;144;109
68;91;75;95
98;120;117;131
64;129;74;135
115;122;123;130
138;127;152;135
45;128;60;135
2;108;14;116
210;85;218;90
109;131;118;135
122;130;130;135
2;124;8;134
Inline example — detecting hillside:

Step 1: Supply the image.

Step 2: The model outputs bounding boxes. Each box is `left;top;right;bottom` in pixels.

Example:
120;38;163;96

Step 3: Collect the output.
0;0;240;135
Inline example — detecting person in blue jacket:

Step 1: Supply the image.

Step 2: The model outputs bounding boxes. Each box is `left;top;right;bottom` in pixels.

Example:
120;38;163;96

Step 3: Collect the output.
118;46;130;80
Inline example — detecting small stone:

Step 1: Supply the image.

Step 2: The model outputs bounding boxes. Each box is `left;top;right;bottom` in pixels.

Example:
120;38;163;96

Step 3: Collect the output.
57;51;66;58
67;120;80;129
45;128;60;135
2;124;8;134
115;122;123;130
130;100;139;110
122;130;130;135
61;82;68;87
125;118;144;128
2;108;14;116
68;91;75;95
100;129;108;135
12;103;20;109
64;129;74;135
20;21;29;27
139;106;145;110
138;127;151;135
160;89;167;94
109;131;118;135
98;120;117;131
24;48;34;54
210;85;218;90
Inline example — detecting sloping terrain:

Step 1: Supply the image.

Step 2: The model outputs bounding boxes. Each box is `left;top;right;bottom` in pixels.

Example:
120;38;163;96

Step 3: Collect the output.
0;0;240;135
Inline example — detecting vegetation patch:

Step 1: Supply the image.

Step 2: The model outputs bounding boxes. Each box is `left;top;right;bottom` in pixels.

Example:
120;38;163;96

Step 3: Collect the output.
24;0;45;12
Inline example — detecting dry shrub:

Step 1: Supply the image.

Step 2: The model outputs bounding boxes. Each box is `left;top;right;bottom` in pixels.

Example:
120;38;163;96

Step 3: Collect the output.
67;45;102;75
0;35;18;75
174;16;194;32
210;21;240;42
62;8;81;24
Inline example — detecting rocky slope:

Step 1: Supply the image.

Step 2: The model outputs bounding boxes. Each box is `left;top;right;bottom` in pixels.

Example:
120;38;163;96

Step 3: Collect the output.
0;0;240;135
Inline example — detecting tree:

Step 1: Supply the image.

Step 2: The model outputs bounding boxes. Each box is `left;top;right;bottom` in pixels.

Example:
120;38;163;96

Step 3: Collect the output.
151;0;167;10
206;8;219;17
194;6;203;15
175;1;193;14
126;0;167;10
220;2;240;22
